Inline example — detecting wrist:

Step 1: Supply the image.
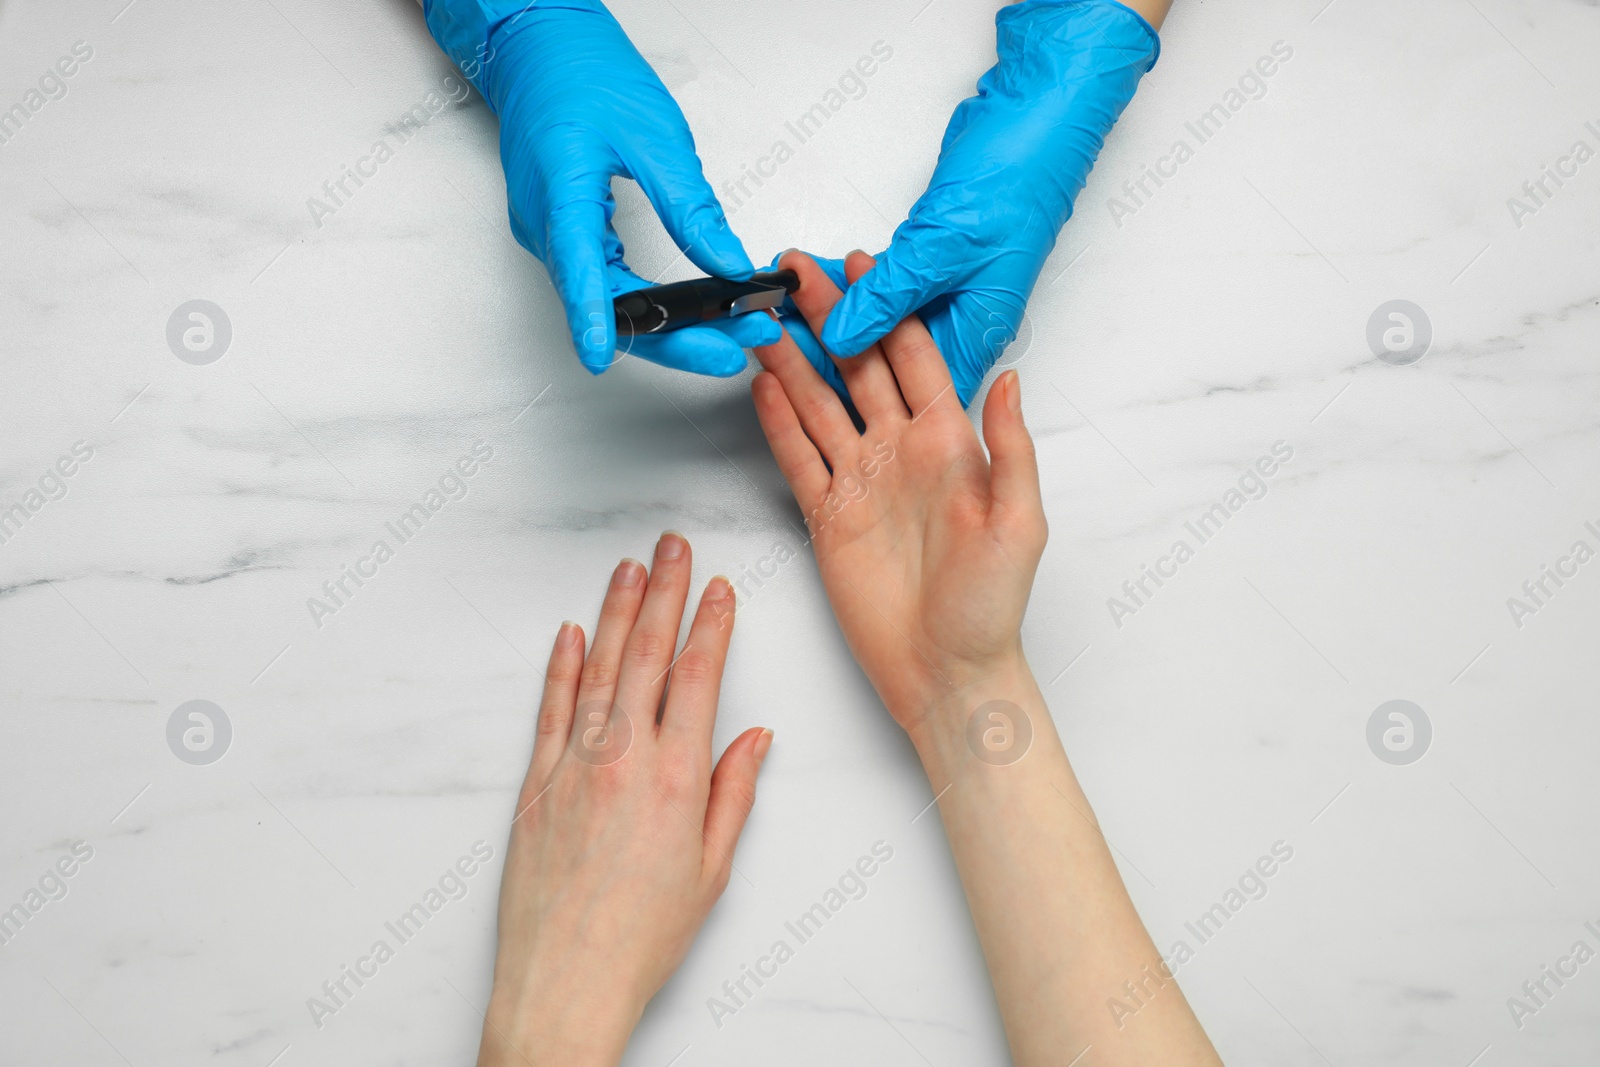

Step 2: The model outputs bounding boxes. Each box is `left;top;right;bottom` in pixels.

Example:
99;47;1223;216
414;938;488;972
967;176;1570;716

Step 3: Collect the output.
901;655;1043;771
478;971;642;1067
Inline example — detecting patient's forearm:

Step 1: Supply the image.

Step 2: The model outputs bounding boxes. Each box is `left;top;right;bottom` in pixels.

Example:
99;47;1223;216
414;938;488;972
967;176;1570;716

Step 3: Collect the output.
907;664;1219;1067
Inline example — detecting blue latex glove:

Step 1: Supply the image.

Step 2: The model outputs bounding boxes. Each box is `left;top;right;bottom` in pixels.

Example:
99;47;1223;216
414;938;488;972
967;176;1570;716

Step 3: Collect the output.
423;0;779;376
807;0;1159;405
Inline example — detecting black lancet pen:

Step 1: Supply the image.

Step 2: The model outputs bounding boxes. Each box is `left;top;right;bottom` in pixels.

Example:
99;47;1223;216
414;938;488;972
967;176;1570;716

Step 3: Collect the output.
612;270;799;335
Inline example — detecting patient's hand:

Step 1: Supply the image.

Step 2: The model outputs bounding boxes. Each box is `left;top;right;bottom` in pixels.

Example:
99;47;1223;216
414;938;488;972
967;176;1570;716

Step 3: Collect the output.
751;252;1047;736
755;258;1223;1067
479;536;771;1067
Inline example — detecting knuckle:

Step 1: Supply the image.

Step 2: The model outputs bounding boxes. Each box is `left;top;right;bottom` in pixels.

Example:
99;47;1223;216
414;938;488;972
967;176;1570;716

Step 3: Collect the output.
654;751;700;797
999;508;1049;556
1020;507;1049;545
801;394;837;424
625;630;670;666
587;761;631;798
535;704;570;739
546;653;582;684
512;784;544;819
580;657;618;691
671;648;722;687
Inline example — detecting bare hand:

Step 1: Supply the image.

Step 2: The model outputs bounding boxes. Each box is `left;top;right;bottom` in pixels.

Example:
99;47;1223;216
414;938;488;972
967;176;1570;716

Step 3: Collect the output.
480;534;771;1067
751;252;1047;735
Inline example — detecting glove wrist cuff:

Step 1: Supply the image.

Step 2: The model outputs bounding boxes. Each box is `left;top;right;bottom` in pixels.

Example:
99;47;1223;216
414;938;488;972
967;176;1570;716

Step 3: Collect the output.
997;0;1161;73
424;0;614;107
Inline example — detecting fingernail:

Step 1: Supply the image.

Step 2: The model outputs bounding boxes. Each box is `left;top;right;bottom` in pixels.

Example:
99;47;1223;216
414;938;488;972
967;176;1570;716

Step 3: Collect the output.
658;532;686;560
617;559;645;587
556;621;579;650
847;248;865;258
708;575;733;601
1007;370;1022;415
754;728;774;765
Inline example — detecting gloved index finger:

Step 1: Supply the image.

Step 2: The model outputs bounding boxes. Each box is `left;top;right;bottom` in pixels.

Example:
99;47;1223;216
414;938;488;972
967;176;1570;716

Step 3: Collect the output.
625;140;754;283
819;215;966;357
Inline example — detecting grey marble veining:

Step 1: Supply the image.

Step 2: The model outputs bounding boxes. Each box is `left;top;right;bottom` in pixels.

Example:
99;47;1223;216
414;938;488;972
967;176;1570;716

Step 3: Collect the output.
2;0;1599;1064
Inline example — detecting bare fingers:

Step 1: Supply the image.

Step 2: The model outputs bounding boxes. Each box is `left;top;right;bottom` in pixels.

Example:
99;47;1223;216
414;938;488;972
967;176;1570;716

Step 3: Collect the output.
657;576;737;768
566;557;649;766
752;370;830;511
614;532;695;728
528;619;586;791
855;250;960;421
791;251;907;425
753;264;859;468
981;370;1047;544
701;726;772;892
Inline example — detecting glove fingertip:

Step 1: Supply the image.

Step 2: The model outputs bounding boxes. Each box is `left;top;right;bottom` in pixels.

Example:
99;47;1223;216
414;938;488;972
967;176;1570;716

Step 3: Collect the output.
819;311;878;359
709;355;751;378
574;323;616;375
747;315;783;349
697;335;756;377
703;235;755;280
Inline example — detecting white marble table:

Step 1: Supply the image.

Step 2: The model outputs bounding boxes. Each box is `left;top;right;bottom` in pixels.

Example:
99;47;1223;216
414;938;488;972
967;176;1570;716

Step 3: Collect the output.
3;0;1598;1063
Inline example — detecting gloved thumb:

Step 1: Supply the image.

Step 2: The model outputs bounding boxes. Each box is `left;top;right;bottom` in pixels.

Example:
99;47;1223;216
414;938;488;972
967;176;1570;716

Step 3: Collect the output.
819;223;952;357
544;196;618;374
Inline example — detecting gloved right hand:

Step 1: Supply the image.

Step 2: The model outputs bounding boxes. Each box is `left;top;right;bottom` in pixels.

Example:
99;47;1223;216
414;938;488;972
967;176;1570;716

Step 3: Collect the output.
423;0;778;376
778;0;1160;407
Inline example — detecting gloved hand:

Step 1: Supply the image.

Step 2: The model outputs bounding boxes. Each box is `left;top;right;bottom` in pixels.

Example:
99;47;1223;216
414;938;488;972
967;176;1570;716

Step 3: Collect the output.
806;0;1160;406
423;0;779;376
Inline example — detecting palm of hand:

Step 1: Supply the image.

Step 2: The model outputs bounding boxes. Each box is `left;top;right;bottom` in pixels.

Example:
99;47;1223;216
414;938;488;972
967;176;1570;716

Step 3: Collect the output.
753;252;1046;734
813;413;1033;727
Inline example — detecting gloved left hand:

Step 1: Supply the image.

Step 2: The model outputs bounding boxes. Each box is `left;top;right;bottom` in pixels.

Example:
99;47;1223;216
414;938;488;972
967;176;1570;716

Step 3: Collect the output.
423;0;779;377
790;0;1160;406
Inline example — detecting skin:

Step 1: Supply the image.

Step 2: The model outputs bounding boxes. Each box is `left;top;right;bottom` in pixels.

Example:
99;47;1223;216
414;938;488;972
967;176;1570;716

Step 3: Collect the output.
749;251;1221;1066
472;2;1184;1061
475;253;1219;1066
476;537;770;1067
1119;0;1173;29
